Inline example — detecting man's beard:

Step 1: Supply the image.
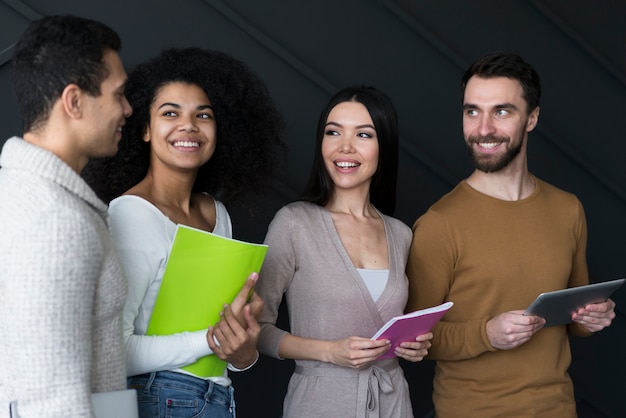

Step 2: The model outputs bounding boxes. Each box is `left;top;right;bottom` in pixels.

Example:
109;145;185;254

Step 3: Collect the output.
466;134;522;173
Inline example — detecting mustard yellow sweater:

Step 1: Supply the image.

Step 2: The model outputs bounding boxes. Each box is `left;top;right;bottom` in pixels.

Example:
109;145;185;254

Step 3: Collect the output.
407;177;591;418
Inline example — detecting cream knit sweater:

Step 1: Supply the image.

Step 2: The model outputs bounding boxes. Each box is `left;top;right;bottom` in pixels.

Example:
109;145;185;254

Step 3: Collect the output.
0;138;127;417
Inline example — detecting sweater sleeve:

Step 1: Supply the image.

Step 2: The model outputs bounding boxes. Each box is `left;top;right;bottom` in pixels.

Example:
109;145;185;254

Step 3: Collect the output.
4;210;100;417
406;210;495;360
109;198;215;376
256;206;296;359
566;198;593;337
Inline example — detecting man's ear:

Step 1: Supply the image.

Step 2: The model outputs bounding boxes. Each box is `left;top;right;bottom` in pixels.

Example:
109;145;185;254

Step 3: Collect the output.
526;106;540;132
60;84;84;119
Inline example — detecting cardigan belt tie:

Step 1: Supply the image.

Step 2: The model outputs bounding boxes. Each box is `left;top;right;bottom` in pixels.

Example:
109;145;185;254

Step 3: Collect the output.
295;360;397;418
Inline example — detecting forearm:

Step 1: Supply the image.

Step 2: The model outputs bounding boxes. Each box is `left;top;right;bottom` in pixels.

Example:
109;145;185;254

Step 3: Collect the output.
277;333;333;362
125;330;212;376
427;317;496;360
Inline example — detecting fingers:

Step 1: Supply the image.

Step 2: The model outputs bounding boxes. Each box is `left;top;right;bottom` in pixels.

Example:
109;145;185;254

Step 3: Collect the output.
486;311;545;350
572;299;616;332
583;299;616;314
215;304;246;341
414;332;433;342
216;304;260;368
230;272;259;323
395;347;428;362
396;335;432;362
206;327;226;360
355;337;390;350
247;291;265;319
243;304;261;337
330;337;390;369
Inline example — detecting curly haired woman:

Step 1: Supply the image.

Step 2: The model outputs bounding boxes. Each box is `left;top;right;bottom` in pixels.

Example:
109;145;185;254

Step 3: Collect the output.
83;47;284;418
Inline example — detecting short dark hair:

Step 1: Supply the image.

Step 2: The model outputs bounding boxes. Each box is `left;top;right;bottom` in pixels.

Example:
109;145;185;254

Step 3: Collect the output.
299;86;399;215
461;52;541;113
82;47;285;207
12;15;122;132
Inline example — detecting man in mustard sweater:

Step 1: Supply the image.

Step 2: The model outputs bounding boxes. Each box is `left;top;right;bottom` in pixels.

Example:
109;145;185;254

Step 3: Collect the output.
406;52;616;417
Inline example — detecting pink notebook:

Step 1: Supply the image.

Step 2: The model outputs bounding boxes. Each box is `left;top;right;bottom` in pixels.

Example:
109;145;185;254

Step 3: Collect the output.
372;301;453;360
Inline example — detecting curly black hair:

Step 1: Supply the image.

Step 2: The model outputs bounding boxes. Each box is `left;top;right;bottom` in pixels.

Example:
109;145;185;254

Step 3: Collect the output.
83;47;285;207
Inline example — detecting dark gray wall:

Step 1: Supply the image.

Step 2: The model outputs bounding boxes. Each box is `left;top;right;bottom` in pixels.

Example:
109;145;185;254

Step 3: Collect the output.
1;1;624;417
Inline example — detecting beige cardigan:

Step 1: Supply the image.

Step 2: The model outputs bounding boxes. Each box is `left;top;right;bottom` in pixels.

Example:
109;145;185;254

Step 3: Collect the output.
257;201;414;418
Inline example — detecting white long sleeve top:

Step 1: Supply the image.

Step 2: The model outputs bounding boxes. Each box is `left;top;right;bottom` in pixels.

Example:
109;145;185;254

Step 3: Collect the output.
108;195;234;385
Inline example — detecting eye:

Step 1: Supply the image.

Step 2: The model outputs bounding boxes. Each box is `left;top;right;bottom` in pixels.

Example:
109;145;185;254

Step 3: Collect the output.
496;109;509;116
357;132;373;139
325;129;339;136
466;109;478;117
163;110;178;117
197;112;214;120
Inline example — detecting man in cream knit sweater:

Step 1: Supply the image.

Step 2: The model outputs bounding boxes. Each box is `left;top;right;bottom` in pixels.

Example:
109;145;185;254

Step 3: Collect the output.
0;15;132;417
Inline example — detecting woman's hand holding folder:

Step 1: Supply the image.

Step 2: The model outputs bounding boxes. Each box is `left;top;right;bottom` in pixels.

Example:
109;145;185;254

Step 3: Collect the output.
205;272;263;369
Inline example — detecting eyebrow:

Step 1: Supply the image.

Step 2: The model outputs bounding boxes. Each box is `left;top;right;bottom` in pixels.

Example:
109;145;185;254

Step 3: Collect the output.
325;121;375;130
463;103;518;111
157;102;214;111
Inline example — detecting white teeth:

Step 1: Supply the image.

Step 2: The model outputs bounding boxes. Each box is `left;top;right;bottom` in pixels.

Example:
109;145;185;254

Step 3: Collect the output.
479;142;498;149
173;141;200;148
336;161;359;168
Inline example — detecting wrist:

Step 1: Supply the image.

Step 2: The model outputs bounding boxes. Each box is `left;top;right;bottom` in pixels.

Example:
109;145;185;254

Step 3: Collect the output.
228;350;259;371
319;340;334;363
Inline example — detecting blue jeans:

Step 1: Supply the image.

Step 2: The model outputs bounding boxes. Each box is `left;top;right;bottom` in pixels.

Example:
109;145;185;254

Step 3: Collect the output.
128;371;235;418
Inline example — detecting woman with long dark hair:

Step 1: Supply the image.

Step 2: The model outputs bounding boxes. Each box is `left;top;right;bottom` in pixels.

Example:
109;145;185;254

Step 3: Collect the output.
256;86;431;417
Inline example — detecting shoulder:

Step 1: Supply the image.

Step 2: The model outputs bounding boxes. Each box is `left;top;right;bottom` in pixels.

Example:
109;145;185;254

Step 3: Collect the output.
274;201;320;220
410;183;466;228
535;177;581;204
108;195;172;246
109;195;166;224
267;201;321;233
430;182;471;210
213;198;231;222
198;193;233;237
3;186;102;238
380;213;411;240
533;177;585;221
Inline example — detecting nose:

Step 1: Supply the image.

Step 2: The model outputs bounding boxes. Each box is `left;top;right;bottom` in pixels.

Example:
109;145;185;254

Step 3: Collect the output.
338;136;354;153
178;113;199;132
123;96;132;117
477;115;496;136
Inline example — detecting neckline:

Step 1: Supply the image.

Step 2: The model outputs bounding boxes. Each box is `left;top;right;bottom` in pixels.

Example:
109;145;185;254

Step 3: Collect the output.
461;175;541;205
113;194;221;232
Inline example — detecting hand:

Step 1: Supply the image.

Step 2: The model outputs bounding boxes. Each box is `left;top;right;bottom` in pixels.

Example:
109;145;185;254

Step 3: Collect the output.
207;304;260;369
486;310;545;350
572;299;616;332
325;336;390;369
394;332;432;362
230;272;265;326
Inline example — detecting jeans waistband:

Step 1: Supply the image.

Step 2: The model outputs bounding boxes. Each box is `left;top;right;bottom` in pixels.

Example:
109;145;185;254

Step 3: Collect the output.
130;371;231;393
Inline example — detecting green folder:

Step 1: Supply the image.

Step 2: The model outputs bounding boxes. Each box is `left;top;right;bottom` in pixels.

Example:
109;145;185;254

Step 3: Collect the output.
146;224;268;378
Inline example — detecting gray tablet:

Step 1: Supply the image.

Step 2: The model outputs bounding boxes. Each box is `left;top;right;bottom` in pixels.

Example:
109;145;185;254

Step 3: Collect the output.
524;278;624;327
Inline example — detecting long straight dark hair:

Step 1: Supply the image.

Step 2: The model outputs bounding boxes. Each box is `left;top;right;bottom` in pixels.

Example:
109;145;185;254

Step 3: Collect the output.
299;86;399;215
